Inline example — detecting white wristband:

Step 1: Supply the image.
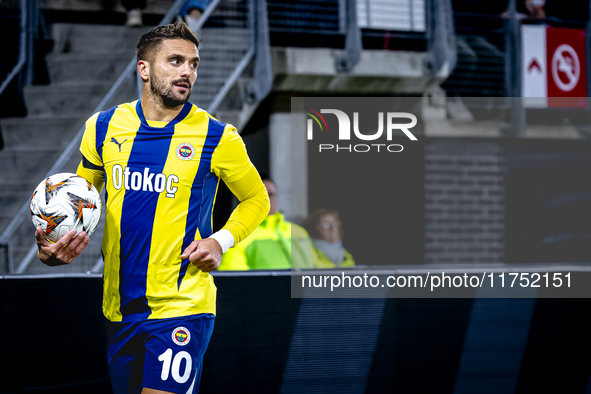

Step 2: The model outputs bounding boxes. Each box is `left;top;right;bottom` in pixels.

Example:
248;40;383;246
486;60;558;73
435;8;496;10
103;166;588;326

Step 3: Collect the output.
209;229;235;253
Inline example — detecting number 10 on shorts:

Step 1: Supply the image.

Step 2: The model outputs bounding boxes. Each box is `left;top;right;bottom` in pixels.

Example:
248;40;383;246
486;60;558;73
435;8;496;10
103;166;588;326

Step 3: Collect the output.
158;348;193;383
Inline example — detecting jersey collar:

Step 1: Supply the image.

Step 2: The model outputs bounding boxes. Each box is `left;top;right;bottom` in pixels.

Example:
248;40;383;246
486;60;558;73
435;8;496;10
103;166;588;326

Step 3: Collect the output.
135;100;192;129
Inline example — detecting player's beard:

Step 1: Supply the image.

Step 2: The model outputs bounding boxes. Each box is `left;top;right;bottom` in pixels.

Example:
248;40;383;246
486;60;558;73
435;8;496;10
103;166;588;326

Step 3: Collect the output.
149;69;192;109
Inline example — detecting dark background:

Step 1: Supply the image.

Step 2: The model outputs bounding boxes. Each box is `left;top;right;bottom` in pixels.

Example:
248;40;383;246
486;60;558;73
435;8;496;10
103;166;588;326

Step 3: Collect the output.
505;139;591;263
3;276;591;393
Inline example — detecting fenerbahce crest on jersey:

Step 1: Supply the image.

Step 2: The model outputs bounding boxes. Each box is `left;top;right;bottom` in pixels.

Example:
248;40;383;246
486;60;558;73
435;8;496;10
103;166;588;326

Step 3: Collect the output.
78;100;252;322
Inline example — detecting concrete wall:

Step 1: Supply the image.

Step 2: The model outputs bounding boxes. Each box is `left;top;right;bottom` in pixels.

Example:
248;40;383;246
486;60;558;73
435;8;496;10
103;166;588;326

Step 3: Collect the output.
424;140;505;264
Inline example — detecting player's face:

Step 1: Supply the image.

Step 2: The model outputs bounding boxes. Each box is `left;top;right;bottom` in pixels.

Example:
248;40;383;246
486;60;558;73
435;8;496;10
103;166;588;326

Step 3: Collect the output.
149;39;199;108
317;213;341;243
263;180;277;215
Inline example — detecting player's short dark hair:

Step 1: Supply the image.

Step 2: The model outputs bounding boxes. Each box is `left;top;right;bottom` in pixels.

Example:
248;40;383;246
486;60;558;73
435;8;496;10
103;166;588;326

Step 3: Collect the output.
136;20;200;63
303;209;344;239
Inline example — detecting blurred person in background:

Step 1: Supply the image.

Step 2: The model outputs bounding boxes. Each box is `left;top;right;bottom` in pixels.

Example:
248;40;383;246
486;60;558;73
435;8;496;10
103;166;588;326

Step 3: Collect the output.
125;0;209;28
123;0;146;27
502;0;546;19
219;175;318;270
526;0;546;19
303;209;355;268
179;0;210;32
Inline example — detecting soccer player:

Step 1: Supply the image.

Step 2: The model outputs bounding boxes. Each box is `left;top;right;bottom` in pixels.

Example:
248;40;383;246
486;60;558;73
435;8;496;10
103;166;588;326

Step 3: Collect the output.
35;20;270;394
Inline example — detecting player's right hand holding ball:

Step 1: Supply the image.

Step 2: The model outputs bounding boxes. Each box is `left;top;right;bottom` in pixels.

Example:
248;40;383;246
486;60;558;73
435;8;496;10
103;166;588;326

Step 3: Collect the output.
35;227;89;266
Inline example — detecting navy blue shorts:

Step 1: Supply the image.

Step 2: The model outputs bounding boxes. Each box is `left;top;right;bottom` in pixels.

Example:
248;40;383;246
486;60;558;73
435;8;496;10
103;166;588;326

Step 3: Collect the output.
107;314;215;394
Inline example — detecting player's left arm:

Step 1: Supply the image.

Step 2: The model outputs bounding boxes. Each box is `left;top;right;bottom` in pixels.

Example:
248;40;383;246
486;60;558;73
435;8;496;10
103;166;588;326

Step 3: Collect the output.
181;125;270;272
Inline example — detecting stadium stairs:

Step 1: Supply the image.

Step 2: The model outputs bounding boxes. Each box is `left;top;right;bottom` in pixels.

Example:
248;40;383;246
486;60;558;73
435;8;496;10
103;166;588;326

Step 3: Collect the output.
0;23;151;273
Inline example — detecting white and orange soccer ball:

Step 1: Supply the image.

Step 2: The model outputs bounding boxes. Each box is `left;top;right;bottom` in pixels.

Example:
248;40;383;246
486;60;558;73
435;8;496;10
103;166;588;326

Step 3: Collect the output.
30;172;102;243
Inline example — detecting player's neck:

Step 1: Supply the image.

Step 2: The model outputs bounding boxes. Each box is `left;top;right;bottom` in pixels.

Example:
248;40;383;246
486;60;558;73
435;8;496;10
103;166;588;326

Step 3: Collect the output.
141;93;184;123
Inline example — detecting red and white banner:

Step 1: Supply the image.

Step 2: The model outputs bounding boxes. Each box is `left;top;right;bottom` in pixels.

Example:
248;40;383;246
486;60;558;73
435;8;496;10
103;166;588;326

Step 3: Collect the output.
522;25;587;108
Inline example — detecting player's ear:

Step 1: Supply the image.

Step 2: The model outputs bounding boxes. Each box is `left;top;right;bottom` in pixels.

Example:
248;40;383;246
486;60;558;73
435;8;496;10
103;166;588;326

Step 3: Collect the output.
138;60;149;82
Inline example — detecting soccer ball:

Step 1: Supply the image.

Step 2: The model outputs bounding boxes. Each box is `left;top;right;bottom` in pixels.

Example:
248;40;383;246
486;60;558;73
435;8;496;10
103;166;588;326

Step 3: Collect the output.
30;172;102;243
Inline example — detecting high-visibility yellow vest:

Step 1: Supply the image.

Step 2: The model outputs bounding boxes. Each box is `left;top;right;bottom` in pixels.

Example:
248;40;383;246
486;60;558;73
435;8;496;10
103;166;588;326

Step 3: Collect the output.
312;246;356;269
219;212;318;270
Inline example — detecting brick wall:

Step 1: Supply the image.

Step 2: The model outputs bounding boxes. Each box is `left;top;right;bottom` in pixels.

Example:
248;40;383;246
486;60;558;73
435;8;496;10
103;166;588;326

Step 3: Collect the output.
424;140;505;264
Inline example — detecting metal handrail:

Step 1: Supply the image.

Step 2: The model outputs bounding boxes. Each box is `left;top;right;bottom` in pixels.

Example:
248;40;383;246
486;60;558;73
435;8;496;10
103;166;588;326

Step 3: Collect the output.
0;0;31;272
0;0;28;98
335;0;361;72
207;49;255;114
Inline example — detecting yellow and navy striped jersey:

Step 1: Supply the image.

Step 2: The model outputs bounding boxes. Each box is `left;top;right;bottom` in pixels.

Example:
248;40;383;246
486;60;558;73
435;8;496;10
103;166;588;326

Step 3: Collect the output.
77;100;269;322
